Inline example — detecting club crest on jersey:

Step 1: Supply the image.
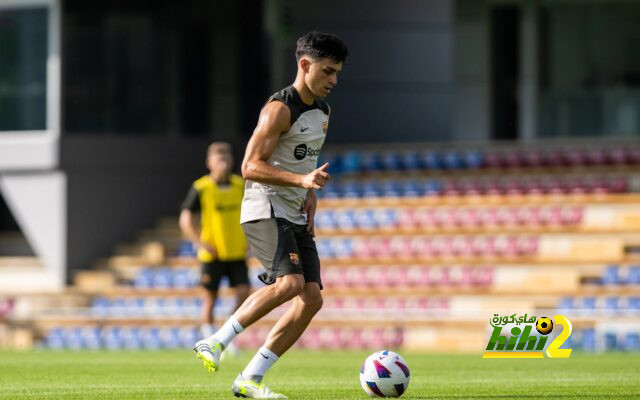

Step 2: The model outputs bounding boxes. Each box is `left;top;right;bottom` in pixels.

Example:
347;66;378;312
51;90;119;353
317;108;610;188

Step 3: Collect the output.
289;252;300;265
322;121;328;134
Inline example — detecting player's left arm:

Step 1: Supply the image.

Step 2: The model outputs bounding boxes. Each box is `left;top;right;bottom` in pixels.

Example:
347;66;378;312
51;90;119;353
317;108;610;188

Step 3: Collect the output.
302;189;317;236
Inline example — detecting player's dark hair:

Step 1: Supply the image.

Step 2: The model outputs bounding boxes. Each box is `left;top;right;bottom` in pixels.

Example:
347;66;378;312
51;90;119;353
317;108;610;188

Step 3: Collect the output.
295;31;348;64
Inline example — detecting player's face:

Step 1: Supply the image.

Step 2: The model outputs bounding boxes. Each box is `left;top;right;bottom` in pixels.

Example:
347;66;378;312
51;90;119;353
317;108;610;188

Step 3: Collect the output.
207;153;232;177
305;58;343;98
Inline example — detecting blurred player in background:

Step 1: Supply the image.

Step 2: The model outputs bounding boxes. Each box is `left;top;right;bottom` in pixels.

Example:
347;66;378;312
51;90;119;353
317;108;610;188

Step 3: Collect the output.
193;31;348;398
180;141;250;357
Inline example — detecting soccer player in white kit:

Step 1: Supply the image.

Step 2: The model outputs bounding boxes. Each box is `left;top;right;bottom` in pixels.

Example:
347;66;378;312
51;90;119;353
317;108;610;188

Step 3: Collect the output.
193;31;348;398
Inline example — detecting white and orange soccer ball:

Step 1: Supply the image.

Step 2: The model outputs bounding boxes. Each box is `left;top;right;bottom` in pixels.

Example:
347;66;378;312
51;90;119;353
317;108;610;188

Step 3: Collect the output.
359;350;411;398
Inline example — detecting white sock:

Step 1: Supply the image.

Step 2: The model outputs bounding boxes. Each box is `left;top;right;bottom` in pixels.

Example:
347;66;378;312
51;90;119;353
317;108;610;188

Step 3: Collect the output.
242;346;279;383
210;315;243;349
200;323;216;338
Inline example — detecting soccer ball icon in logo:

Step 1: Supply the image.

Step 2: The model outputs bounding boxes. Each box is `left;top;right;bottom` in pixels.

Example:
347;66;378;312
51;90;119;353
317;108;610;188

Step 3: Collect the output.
536;317;554;335
359;350;410;398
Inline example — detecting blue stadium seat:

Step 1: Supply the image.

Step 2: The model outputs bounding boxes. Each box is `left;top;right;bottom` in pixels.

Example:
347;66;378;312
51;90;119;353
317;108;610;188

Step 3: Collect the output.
402;152;422;170
582;297;597;315
581;328;596;352
162;297;181;317
463;150;484;169
423;180;443;196
362;181;382;198
124;297;145;317
341;151;361;173
442;150;463;169
604;297;620;315
152;268;173;289
45;327;65;349
110;298;127;317
176;240;197;258
624;333;640;351
80;327;102;350
315;210;336;231
101;327;122;350
91;297;110;317
340;181;362;198
134;269;153;289
331;238;354;259
335;209;357;230
627;266;640;284
354;209;376;230
121;327;142;349
179;326;199;348
374;208;397;230
401;180;422;197
628;297;640;313
64;327;84;350
422;151;442;170
172;268;191;289
557;297;574;312
382;181;401;197
319;184;341;199
319;153;343;175
604;332;619;351
382;152;403;171
361;152;384;171
159;327;181;349
140;327;161;349
316;239;334;258
602;265;621;285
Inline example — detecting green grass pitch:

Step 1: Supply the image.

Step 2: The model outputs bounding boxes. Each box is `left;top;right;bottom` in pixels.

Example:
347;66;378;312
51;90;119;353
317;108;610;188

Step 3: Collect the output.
0;350;638;399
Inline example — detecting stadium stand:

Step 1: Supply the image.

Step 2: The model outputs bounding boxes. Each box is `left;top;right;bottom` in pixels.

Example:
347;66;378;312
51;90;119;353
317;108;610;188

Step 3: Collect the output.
2;142;640;352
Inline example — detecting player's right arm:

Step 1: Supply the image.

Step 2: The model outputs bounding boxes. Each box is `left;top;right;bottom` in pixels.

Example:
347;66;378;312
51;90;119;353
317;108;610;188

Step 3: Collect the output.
178;193;216;257
241;101;331;189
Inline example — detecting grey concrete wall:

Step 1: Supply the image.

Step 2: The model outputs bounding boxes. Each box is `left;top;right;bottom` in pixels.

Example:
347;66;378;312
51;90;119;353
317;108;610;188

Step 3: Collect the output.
267;0;454;143
453;0;490;142
62;136;213;272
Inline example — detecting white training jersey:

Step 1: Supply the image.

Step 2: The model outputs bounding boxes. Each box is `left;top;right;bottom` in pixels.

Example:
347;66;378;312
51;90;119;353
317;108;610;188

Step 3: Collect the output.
241;86;330;225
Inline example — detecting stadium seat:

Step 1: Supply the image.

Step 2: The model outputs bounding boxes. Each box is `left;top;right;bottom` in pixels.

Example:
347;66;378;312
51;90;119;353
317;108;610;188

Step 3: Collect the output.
463;149;484;169
315;209;336;231
624;333;640;351
335;209;357;231
361;152;384;171
627;266;640;284
382;181;401;197
627;146;640;164
603;297;620;315
45;327;65;349
340;181;362;198
601;265;621;285
581;328;596;352
582;297;597;316
604;332;619;351
483;152;502;168
382;152;403;171
442;150;464;169
421;151;442;170
422;180;443;196
523;149;544;168
402;152;422;170
608;147;627;165
586;148;607;165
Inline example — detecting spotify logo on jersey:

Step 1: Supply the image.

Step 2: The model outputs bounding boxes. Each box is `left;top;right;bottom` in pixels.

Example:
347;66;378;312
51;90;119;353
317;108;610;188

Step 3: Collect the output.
294;144;321;160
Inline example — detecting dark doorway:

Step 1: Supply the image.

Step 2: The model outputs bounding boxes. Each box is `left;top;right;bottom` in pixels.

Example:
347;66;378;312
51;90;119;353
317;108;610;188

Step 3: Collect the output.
490;6;520;140
0;193;35;256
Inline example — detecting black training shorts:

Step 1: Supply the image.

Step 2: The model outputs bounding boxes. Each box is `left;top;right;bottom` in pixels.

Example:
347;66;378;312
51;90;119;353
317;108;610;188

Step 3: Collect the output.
200;259;250;291
241;218;322;289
